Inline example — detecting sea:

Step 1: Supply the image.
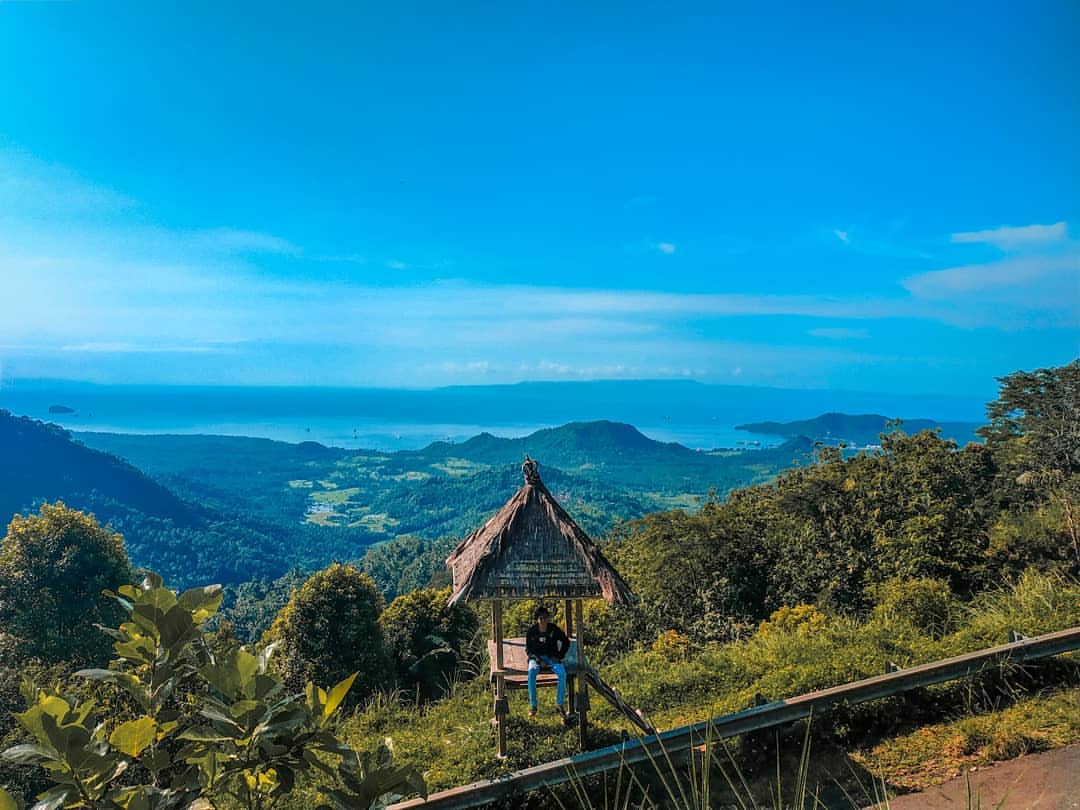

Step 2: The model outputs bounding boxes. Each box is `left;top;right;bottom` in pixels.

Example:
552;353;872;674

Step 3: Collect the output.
0;379;989;452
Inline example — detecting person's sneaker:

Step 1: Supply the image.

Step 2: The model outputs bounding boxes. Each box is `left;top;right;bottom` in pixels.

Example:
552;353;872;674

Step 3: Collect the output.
528;706;537;717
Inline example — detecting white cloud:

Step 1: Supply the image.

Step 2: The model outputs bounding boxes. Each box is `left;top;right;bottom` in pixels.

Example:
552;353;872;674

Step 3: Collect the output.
903;253;1079;297
951;222;1068;250
0;147;136;218
386;260;409;270
656;242;676;255
438;360;493;374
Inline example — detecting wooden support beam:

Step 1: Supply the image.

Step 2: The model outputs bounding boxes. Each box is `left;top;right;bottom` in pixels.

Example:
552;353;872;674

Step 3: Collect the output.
492;600;506;758
575;598;587;750
565;598;576;714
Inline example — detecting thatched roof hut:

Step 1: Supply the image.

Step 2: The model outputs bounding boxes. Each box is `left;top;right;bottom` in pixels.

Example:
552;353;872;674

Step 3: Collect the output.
446;457;636;606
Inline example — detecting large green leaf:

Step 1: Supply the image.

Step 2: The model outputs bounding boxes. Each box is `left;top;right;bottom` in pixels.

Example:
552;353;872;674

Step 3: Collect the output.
112;636;158;665
228;699;261;720
14;695;72;747
177;726;235;743
178;585;223;621
254;707;309;739
109;717;158;758
322;673;358;723
2;743;56;765
200;648;259;699
29;784;75;810
38;713;90;759
0;786;17;810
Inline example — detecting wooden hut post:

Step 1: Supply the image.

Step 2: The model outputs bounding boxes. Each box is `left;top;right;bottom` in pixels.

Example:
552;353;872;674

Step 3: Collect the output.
574;598;589;749
492;599;508;758
564;598;576;713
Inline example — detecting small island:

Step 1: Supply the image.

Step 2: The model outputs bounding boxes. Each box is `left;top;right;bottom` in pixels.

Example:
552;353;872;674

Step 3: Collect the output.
736;412;980;447
48;405;76;415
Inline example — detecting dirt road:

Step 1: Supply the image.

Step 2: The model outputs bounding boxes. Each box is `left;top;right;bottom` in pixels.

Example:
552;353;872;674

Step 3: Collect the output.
880;744;1080;810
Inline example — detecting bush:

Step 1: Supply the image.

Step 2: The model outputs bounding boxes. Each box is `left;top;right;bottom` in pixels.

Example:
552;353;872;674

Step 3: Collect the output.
756;604;829;637
0;572;425;810
380;587;480;700
870;578;958;638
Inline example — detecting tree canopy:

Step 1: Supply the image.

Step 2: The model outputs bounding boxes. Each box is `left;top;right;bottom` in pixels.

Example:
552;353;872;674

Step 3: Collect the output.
379;586;479;699
262;563;391;702
0;502;132;665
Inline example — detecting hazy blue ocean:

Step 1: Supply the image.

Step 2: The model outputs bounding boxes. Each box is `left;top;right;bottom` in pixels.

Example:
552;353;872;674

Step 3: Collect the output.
0;379;988;452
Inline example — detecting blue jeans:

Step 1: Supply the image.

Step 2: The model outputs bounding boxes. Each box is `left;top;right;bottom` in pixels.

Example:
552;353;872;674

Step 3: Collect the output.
527;656;566;708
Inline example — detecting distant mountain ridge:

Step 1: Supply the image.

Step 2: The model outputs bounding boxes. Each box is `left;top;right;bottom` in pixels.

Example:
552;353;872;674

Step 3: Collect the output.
735;412;981;447
401;420;703;470
76;419;814;544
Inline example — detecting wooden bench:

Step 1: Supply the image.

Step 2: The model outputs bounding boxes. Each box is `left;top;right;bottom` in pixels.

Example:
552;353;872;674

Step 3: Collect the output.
488;637;582;689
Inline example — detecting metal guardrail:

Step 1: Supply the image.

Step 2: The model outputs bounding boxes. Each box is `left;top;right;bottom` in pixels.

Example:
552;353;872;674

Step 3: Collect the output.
389;625;1080;810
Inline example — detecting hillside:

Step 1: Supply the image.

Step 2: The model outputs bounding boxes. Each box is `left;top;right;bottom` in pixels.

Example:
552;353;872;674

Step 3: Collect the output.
0;409;201;527
736;412;981;447
0;412;376;588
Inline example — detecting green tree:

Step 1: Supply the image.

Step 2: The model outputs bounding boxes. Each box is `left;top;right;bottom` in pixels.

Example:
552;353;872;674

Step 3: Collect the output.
979;360;1080;478
262;564;391;701
0;502;132;665
980;361;1080;570
606;494;772;645
223;567;309;643
862;431;993;593
379;587;479;700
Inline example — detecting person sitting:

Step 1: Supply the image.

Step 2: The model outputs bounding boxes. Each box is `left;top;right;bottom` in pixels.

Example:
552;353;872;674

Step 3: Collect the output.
525;604;569;718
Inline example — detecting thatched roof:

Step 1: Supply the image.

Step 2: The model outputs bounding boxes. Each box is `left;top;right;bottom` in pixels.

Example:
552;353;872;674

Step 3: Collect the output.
446;457;636;605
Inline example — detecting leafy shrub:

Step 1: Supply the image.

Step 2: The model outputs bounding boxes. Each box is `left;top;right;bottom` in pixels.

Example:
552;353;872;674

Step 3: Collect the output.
0;573;425;810
870;578;958;638
756;604;829;637
379;587;480;700
650;630;692;662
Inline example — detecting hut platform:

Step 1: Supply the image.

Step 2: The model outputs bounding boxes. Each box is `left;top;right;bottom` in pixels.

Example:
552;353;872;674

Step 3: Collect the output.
486;637;582;687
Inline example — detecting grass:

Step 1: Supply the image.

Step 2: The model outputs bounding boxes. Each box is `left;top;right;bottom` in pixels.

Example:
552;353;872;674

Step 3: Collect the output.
348;511;400;532
430;458;490;477
308;486;361;504
854;685;1080;791
329;572;1080;804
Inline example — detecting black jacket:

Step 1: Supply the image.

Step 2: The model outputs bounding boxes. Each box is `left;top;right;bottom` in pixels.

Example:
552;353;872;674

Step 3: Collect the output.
526;622;569;662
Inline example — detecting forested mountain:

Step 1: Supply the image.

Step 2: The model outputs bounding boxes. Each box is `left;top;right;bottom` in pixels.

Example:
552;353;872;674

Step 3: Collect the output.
78;421;814;535
0;411;375;587
0;414;809;590
0;410;200;526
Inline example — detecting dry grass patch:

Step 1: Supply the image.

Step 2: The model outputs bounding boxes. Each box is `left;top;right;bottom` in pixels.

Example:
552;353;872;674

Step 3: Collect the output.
854;686;1080;790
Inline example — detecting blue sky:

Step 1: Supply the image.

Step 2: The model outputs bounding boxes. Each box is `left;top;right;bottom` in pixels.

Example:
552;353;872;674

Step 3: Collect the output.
0;1;1077;395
